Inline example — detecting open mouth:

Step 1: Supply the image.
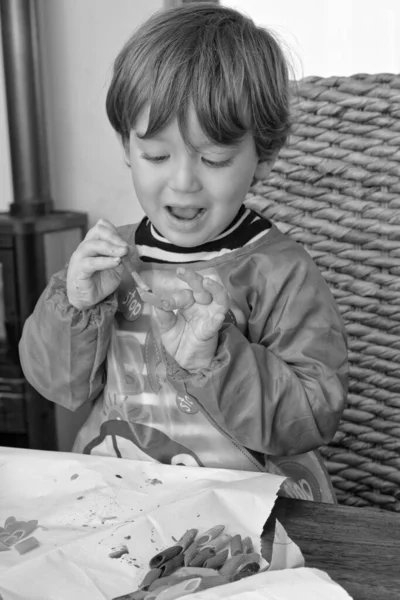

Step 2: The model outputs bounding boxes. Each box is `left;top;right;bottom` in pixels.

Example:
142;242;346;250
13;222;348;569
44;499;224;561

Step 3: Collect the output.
167;206;205;220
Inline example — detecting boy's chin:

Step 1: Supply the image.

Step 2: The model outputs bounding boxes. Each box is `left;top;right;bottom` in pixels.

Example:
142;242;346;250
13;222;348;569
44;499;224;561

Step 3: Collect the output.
157;225;214;248
164;233;209;248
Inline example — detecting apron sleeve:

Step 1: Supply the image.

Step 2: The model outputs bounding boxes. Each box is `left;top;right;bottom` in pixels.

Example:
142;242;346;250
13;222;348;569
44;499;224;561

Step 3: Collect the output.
19;267;117;411
165;238;348;457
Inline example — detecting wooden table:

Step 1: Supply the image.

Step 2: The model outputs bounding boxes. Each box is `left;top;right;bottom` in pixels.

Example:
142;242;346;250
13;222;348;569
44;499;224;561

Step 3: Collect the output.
262;497;400;600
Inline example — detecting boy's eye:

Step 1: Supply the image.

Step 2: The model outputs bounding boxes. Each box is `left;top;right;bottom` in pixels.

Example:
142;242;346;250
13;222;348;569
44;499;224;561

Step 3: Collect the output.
202;157;234;168
141;154;169;163
140;154;233;168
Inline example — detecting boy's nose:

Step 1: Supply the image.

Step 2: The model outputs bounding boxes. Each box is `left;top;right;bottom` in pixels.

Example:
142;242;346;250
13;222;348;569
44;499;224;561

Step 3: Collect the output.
169;157;201;193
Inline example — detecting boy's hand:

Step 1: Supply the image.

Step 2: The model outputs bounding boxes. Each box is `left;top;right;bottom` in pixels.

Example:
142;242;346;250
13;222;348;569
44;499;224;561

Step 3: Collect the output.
154;268;229;372
67;219;128;310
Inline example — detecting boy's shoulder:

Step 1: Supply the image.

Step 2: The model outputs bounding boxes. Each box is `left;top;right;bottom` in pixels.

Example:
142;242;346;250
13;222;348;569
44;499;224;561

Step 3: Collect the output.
246;221;317;270
244;224;333;302
235;220;329;291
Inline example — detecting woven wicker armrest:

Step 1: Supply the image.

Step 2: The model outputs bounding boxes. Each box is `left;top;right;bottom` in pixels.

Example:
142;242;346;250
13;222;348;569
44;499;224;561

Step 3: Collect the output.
246;74;400;512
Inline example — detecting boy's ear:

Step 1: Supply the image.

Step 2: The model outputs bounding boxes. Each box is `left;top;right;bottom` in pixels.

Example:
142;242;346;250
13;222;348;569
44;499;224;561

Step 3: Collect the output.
118;135;131;167
254;159;275;182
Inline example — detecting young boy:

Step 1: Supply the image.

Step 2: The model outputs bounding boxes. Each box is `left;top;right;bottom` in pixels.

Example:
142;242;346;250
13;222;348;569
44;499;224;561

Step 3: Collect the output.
19;3;348;501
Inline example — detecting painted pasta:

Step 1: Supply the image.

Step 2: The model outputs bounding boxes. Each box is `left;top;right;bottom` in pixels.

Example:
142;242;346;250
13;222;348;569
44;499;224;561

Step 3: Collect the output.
149;545;183;569
112;525;262;600
177;529;198;552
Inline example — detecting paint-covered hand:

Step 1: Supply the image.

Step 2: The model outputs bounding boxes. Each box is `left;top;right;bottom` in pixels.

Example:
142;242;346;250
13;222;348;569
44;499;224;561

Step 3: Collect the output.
67;219;128;310
153;268;229;371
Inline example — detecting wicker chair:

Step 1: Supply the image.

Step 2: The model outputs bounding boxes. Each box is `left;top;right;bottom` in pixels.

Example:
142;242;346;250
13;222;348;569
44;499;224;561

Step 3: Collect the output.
246;73;400;512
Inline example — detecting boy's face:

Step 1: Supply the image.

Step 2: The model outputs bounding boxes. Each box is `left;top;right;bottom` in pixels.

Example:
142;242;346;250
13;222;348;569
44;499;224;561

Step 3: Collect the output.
126;106;259;247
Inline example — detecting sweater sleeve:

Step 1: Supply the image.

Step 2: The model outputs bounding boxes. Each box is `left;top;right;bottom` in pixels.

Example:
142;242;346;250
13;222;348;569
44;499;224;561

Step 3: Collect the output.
165;239;348;457
19;267;118;411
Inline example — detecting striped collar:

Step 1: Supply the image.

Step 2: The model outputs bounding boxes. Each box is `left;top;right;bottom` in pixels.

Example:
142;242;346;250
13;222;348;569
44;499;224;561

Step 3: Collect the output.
135;206;271;264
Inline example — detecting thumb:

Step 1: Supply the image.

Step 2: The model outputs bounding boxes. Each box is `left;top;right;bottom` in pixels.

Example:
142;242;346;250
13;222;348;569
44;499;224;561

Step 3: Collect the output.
201;312;225;340
108;261;125;283
153;306;178;334
212;313;225;329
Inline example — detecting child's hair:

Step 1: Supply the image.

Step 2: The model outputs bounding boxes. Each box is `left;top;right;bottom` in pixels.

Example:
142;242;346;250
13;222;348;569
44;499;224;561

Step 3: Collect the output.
106;2;291;162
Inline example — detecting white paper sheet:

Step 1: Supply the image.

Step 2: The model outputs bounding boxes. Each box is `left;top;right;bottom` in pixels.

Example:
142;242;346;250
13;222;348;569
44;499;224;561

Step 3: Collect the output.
190;568;353;599
0;447;352;600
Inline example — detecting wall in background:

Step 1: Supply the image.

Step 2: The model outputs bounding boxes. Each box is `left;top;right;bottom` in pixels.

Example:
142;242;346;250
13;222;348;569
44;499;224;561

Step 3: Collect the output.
223;0;400;79
37;0;164;227
0;0;163;220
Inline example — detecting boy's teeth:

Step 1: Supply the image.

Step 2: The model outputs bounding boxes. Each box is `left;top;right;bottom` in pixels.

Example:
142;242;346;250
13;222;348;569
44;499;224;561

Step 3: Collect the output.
169;207;202;219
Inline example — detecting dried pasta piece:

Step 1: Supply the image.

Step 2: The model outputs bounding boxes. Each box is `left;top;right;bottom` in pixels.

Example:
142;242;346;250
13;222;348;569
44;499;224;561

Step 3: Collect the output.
240;552;260;568
173;567;219;578
160;553;184;577
176;528;198;551
139;568;162;590
206;533;232;554
196;575;229;591
148;567;218;592
129;593;148;600
242;536;254;554
144;585;169;600
219;554;245;578
230;534;243;556
232;562;260;581
196;525;225;546
149;577;202;600
14;536;39;555
149;545;182;569
183;541;198;566
112;591;147;600
148;575;185;592
203;549;229;570
188;547;215;568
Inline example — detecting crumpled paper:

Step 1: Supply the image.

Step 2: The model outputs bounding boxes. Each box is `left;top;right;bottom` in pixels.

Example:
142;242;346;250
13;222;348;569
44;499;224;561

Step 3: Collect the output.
0;447;352;600
187;567;353;600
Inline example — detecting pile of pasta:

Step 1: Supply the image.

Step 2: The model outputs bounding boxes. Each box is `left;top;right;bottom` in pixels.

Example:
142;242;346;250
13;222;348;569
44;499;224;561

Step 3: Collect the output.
113;525;261;600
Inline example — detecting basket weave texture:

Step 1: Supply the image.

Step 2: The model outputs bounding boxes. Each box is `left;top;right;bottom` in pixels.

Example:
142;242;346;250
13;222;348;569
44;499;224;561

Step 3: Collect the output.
246;74;400;512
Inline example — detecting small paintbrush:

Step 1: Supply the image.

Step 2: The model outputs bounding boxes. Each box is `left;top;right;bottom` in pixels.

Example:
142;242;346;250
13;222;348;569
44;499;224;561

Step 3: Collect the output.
121;254;165;310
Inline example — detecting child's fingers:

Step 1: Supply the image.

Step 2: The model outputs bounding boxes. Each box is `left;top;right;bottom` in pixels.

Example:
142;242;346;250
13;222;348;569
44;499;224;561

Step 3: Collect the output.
78;256;124;274
203;277;230;309
72;256;122;279
95;218;117;232
85;219;128;248
77;239;127;260
176;268;212;305
160;288;195;311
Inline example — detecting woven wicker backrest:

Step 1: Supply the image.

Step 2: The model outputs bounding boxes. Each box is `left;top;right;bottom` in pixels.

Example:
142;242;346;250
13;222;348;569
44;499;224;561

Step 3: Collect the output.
246;74;400;512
